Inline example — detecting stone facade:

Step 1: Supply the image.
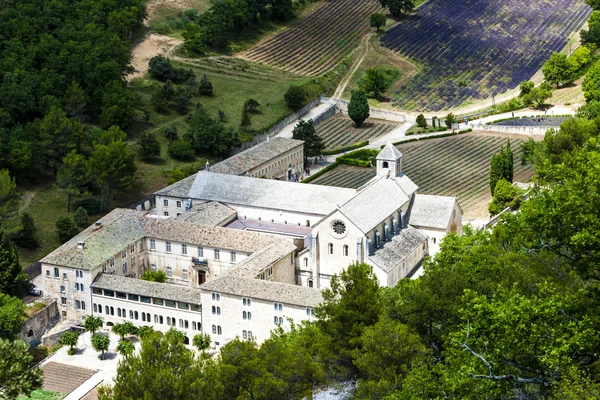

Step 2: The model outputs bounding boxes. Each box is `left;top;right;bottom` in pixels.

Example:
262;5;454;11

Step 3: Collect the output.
19;299;60;347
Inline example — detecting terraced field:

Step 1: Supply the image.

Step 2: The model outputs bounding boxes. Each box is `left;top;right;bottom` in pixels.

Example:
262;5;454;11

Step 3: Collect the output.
316;117;398;150
381;0;591;111
309;133;535;216
240;0;384;76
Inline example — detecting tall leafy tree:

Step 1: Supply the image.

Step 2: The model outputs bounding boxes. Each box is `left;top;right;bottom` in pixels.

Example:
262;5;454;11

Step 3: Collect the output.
137;132;161;161
0;338;43;398
379;0;415;17
292;119;325;161
84;315;104;336
89;127;136;211
370;13;387;32
543;52;577;87
0;230;27;297
56;151;90;212
348;90;370;127
363;68;387;98
0;293;26;340
92;333;110;360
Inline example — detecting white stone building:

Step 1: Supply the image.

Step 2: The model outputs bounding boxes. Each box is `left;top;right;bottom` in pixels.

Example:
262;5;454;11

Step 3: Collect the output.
40;142;462;348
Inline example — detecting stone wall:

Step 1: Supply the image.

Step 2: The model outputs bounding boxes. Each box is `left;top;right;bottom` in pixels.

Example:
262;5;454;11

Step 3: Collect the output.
19;299;60;348
471;124;552;137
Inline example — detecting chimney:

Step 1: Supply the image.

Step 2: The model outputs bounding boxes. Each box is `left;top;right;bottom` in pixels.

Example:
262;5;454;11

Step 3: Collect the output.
77;241;85;249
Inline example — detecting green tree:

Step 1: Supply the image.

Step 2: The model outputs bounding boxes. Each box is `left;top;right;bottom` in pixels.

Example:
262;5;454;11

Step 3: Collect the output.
379;0;414;17
101;331;224;400
570;45;592;69
84;315;104;336
363;68;387;98
99;80;139;130
112;322;137;340
316;262;382;375
519;80;534;97
91;333;110;360
39;107;85;175
522;82;552;107
0;293;26;340
0;230;27;297
284;85;307;111
60;331;81;355
489;140;513;195
140;270;167;283
116;339;135;358
370;13;386;32
240;107;251;131
73;207;88;227
416;114;427;129
198;74;214;96
488;179;520;216
175;86;192;114
0;170;17;224
163;125;179;142
136;326;154;340
187;108;241;157
168;140;196;161
13;212;38;249
543;52;577;87
56;216;79;243
192;333;211;352
138;131;161;160
0;338;43;398
56;151;90;212
89;127;136;211
583;59;600;102
348;90;370;127
353;316;428;399
63;80;87;121
292;119;325;161
444;112;455;129
151;88;169;112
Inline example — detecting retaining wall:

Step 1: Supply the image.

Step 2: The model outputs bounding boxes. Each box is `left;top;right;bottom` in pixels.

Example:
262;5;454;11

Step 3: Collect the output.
473;124;552;137
321;97;407;122
19;299;61;348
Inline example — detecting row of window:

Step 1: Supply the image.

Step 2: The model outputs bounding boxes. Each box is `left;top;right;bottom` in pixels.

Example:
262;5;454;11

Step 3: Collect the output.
242;330;253;340
328;243;349;256
258;267;273;280
149;240;237;262
92;303;201;331
92;288;201;312
47;268;84;280
254;216;311;227
163;199;182;208
212;325;222;335
62;298;86;310
60;283;85;294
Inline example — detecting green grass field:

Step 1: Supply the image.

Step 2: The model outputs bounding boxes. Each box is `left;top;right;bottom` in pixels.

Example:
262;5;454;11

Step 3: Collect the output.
315;116;397;150
309;133;535;216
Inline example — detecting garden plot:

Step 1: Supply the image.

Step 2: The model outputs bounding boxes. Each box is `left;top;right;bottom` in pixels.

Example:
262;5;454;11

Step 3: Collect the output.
381;0;591;111
315;116;397;150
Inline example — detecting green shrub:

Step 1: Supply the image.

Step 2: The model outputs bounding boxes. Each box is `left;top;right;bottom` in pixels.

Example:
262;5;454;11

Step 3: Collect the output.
56;216;79;243
284;85;307;111
168;140;195;161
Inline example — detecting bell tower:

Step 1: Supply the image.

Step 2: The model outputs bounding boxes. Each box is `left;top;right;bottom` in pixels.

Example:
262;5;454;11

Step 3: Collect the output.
376;142;403;176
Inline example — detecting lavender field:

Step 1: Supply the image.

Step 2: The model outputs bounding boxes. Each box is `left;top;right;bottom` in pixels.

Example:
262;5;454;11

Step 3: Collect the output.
381;0;591;111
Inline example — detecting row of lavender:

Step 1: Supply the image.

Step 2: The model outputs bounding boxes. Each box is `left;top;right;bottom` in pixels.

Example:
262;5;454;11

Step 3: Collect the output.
380;0;591;111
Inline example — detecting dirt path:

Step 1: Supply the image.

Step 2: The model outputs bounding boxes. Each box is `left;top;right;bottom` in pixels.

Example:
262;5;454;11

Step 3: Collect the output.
333;33;372;99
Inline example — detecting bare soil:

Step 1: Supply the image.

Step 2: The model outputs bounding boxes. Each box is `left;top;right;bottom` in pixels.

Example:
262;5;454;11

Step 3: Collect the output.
129;34;183;80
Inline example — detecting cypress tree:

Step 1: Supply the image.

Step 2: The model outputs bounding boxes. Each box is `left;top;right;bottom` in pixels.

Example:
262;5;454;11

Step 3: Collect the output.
348;90;370;127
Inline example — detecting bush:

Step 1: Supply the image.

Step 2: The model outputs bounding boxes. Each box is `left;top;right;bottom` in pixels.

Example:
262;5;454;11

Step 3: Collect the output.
56;216;79;243
163;125;178;142
73;207;88;227
73;197;102;215
284;85;307;111
141;270;167;283
138;132;161;160
416;114;427;128
444;113;455;129
168;140;196;161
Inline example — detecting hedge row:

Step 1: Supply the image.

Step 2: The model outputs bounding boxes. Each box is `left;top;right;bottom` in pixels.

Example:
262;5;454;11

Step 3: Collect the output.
322;140;369;156
407;127;447;135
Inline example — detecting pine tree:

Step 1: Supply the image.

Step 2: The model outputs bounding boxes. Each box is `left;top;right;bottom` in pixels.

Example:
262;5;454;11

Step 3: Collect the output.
348;90;370;127
13;212;38;249
0;229;27;297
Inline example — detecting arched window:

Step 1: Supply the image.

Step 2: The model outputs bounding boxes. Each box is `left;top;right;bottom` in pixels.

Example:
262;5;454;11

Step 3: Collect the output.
217;326;222;335
243;311;247;320
98;304;103;314
81;301;86;310
304;258;308;267
134;311;139;320
248;312;252;320
382;161;389;168
212;325;217;334
212;306;216;314
243;330;248;339
343;245;349;256
328;243;333;254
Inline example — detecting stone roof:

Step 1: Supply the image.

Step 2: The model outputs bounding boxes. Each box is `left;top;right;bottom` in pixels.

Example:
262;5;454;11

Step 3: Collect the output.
225;219;313;237
188;171;356;215
173;201;237;226
409;194;458;230
141;219;281;253
395;174;419;197
338;175;413;233
92;274;201;304
155;173;197;197
227;241;297;279
41;209;146;270
377;142;403;161
369;226;428;273
201;276;323;307
210;138;304;176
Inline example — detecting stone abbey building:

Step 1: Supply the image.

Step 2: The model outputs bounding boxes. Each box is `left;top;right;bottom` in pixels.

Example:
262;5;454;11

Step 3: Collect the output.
41;140;462;348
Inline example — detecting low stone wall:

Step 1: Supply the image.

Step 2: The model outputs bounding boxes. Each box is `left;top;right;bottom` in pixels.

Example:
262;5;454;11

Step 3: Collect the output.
19;299;60;348
321;97;407;122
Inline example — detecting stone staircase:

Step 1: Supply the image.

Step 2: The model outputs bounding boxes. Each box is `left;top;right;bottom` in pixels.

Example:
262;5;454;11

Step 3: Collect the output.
41;362;97;395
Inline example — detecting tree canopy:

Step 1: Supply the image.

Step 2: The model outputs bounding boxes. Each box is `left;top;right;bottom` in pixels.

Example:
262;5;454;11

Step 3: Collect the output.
292;119;325;160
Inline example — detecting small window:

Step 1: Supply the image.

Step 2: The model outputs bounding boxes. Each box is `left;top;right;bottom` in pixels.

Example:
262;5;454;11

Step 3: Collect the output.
198;247;204;257
243;311;247;319
63;272;68;280
328;243;333;255
94;303;98;312
60;285;65;293
128;294;139;301
164;211;169;217
182;269;188;280
141;296;151;304
150;239;156;250
343;245;349;257
433;237;437;244
46;270;51;277
193;322;197;330
279;317;283;325
182;244;187;255
104;290;114;297
110;257;115;267
248;312;252;320
54;268;60;278
130;244;135;253
214;249;220;260
116;292;126;299
92;288;102;295
165;299;176;307
243;330;247;339
166;242;172;253
178;302;190;310
304;258;308;267
118;309;122;317
212;293;220;301
191;304;201;312
176;200;182;208
134;311;139;320
122;250;127;259
98;305;103;314
130;310;134;319
248;331;252;339
75;300;81;309
153;298;164;305
151;264;157;272
164;199;169;207
230;251;236;262
81;301;86;310
217;326;222;335
212;325;217;334
122;263;127;273
167;267;172;277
